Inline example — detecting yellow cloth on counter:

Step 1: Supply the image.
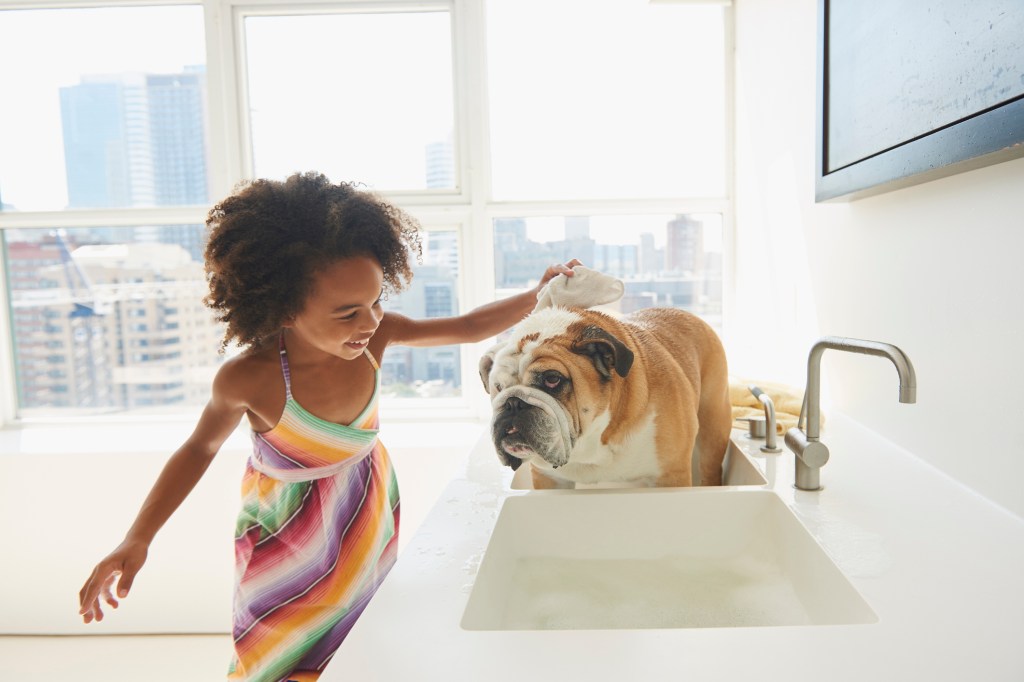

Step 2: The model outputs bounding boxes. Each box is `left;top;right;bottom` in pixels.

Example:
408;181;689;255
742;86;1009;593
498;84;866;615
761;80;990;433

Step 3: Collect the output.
729;378;822;435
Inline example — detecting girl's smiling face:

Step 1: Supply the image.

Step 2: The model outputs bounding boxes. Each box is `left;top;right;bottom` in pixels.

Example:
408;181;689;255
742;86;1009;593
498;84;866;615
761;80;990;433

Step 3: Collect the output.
285;255;385;360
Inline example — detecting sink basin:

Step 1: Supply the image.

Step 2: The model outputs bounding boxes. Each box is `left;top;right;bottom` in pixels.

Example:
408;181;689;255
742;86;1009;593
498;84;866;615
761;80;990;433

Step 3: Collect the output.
509;439;769;489
461;488;876;630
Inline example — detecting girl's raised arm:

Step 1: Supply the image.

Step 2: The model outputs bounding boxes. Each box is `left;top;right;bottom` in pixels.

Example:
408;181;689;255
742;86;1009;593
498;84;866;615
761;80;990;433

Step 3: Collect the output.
380;260;580;348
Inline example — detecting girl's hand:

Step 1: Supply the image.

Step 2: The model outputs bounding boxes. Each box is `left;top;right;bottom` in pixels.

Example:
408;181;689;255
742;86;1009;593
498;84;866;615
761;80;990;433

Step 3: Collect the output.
78;539;149;623
536;258;583;290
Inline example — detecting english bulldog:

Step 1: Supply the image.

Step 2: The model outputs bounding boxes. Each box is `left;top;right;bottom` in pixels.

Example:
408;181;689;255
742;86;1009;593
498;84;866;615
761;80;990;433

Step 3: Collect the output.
480;306;732;489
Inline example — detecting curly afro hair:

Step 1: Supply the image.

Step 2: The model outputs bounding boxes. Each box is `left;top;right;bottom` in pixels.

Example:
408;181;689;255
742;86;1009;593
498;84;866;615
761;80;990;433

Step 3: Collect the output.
203;171;422;351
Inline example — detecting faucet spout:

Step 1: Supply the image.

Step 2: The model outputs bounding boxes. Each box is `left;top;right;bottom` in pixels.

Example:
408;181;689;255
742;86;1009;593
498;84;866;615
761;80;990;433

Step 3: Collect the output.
788;336;916;491
800;336;917;441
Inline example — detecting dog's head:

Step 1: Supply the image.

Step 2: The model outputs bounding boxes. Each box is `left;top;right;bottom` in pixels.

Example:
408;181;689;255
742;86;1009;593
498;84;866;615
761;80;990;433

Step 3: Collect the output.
479;307;634;472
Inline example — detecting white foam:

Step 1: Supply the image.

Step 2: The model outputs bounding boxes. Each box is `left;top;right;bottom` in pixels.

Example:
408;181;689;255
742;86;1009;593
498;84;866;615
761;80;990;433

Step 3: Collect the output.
500;554;812;630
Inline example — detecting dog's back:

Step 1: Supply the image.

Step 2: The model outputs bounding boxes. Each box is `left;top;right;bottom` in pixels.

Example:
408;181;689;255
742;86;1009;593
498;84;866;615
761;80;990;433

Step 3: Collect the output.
623;308;732;485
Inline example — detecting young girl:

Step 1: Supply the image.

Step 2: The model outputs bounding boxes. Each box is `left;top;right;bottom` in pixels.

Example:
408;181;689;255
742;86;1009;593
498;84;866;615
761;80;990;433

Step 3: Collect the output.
78;171;578;681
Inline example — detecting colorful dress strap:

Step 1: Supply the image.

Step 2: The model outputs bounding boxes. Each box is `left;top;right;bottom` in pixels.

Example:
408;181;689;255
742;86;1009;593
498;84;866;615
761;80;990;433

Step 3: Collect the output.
278;333;293;400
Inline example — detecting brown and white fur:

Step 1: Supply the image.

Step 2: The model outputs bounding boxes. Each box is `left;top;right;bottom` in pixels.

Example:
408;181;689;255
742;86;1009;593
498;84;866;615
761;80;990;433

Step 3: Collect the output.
480;306;732;489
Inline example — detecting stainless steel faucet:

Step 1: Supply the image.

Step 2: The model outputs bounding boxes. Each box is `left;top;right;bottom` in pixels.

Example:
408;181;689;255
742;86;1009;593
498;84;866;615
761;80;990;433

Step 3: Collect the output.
785;336;916;491
749;385;782;453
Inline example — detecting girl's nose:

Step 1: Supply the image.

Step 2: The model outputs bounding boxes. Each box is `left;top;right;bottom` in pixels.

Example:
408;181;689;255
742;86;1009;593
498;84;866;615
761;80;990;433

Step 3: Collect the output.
363;311;382;332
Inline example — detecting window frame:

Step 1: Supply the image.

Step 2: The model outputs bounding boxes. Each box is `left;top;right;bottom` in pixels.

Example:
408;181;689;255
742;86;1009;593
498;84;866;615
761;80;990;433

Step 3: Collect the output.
0;0;735;426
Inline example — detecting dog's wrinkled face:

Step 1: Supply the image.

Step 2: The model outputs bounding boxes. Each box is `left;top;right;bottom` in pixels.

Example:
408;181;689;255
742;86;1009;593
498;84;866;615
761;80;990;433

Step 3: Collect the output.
480;308;633;472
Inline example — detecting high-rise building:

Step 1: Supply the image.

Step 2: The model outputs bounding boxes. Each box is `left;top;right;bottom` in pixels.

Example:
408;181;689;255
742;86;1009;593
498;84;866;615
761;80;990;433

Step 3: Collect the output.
60;69;208;209
637;232;657;274
380;263;461;396
7;234;221;411
592;242;639;278
11;65;216;412
71;242;222;408
59;68;209;261
565;216;590;241
494;218;553;289
425;134;455;190
60;76;148;208
146;68;208;207
665;214;704;274
6;235;113;409
424;231;459;273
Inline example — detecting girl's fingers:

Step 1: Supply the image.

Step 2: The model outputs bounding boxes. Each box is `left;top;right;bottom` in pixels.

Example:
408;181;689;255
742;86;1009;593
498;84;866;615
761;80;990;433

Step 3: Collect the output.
115;568;135;599
79;571;101;615
100;575;120;609
79;565;121;622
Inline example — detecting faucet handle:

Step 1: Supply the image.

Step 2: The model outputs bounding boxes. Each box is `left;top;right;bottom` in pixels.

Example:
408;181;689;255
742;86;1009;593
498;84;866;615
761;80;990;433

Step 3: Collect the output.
740;415;768;439
785;427;829;491
748;385;783;453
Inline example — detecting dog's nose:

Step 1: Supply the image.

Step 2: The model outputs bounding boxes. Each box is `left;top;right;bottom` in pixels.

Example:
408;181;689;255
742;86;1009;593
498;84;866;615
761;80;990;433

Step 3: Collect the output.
504;396;526;413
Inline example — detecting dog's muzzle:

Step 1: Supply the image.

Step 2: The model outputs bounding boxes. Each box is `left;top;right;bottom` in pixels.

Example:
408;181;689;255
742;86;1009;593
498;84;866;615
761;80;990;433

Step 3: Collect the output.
490;386;574;469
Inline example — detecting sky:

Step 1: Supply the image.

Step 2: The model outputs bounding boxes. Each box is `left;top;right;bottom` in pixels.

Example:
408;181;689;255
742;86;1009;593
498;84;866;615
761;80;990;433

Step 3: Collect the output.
0;1;725;212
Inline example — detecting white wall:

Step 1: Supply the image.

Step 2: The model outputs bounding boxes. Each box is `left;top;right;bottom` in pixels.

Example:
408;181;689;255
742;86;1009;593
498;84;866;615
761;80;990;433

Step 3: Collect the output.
731;0;1024;518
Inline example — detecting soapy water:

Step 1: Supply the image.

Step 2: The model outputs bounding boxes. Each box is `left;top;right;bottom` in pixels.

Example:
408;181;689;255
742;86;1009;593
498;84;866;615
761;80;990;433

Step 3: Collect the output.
501;554;812;630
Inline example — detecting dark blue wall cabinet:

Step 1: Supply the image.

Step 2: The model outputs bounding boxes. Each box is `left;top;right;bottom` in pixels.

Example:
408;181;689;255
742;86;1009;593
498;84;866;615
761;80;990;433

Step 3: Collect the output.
815;0;1024;201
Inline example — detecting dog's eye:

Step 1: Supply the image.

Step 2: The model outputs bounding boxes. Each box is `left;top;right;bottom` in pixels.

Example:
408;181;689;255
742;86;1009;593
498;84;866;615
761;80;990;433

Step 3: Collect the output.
542;372;563;389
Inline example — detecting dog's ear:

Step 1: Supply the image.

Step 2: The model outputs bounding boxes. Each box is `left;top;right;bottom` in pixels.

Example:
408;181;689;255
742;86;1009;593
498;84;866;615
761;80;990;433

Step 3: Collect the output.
570;325;633;379
479;342;503;393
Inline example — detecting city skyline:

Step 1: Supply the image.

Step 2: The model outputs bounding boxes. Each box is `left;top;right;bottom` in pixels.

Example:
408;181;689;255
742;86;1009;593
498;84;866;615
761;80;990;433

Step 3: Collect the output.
6;206;722;411
3;58;722;412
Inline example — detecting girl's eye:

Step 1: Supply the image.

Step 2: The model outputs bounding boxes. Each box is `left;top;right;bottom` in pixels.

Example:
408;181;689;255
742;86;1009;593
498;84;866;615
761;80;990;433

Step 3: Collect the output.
543;373;563;389
338;313;357;321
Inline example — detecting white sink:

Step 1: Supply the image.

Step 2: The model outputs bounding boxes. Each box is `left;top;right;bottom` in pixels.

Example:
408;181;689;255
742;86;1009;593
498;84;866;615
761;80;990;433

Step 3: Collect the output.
461;488;876;630
509;439;769;489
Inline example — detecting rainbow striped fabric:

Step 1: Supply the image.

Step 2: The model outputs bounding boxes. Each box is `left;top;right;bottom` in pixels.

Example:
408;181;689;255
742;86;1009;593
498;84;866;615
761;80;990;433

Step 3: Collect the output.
229;341;400;681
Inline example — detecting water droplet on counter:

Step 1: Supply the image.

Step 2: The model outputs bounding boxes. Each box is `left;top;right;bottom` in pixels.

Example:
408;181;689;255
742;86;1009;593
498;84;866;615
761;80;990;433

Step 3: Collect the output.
793;507;892;577
463;553;482;576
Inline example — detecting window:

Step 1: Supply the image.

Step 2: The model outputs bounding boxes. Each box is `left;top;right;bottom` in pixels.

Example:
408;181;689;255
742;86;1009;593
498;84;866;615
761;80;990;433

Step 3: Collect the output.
243;10;456;192
3;227;220;416
0;5;208;212
494;214;723;327
380;229;463;401
0;3;216;418
486;0;726;201
0;0;732;422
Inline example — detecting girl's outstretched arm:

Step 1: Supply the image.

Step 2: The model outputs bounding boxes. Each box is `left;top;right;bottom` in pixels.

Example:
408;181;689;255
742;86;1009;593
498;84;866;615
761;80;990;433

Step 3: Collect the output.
78;361;251;623
381;259;581;348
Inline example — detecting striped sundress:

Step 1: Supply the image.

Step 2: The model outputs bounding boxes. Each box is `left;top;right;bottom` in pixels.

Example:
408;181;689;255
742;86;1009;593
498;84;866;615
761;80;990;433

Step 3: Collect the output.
229;335;400;682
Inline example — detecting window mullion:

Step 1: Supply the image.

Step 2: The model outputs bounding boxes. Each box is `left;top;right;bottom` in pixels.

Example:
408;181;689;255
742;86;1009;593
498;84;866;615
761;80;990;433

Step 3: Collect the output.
0;207;209;230
0;247;16;425
204;0;247;197
454;0;495;316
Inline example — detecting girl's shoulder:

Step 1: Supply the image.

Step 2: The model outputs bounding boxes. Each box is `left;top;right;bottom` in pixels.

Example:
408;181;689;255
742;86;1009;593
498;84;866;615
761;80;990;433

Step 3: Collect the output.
212;344;281;400
374;310;413;346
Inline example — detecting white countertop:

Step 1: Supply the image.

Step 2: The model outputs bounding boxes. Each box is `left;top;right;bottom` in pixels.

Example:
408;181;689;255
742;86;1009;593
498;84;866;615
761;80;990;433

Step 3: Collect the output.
325;414;1024;681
